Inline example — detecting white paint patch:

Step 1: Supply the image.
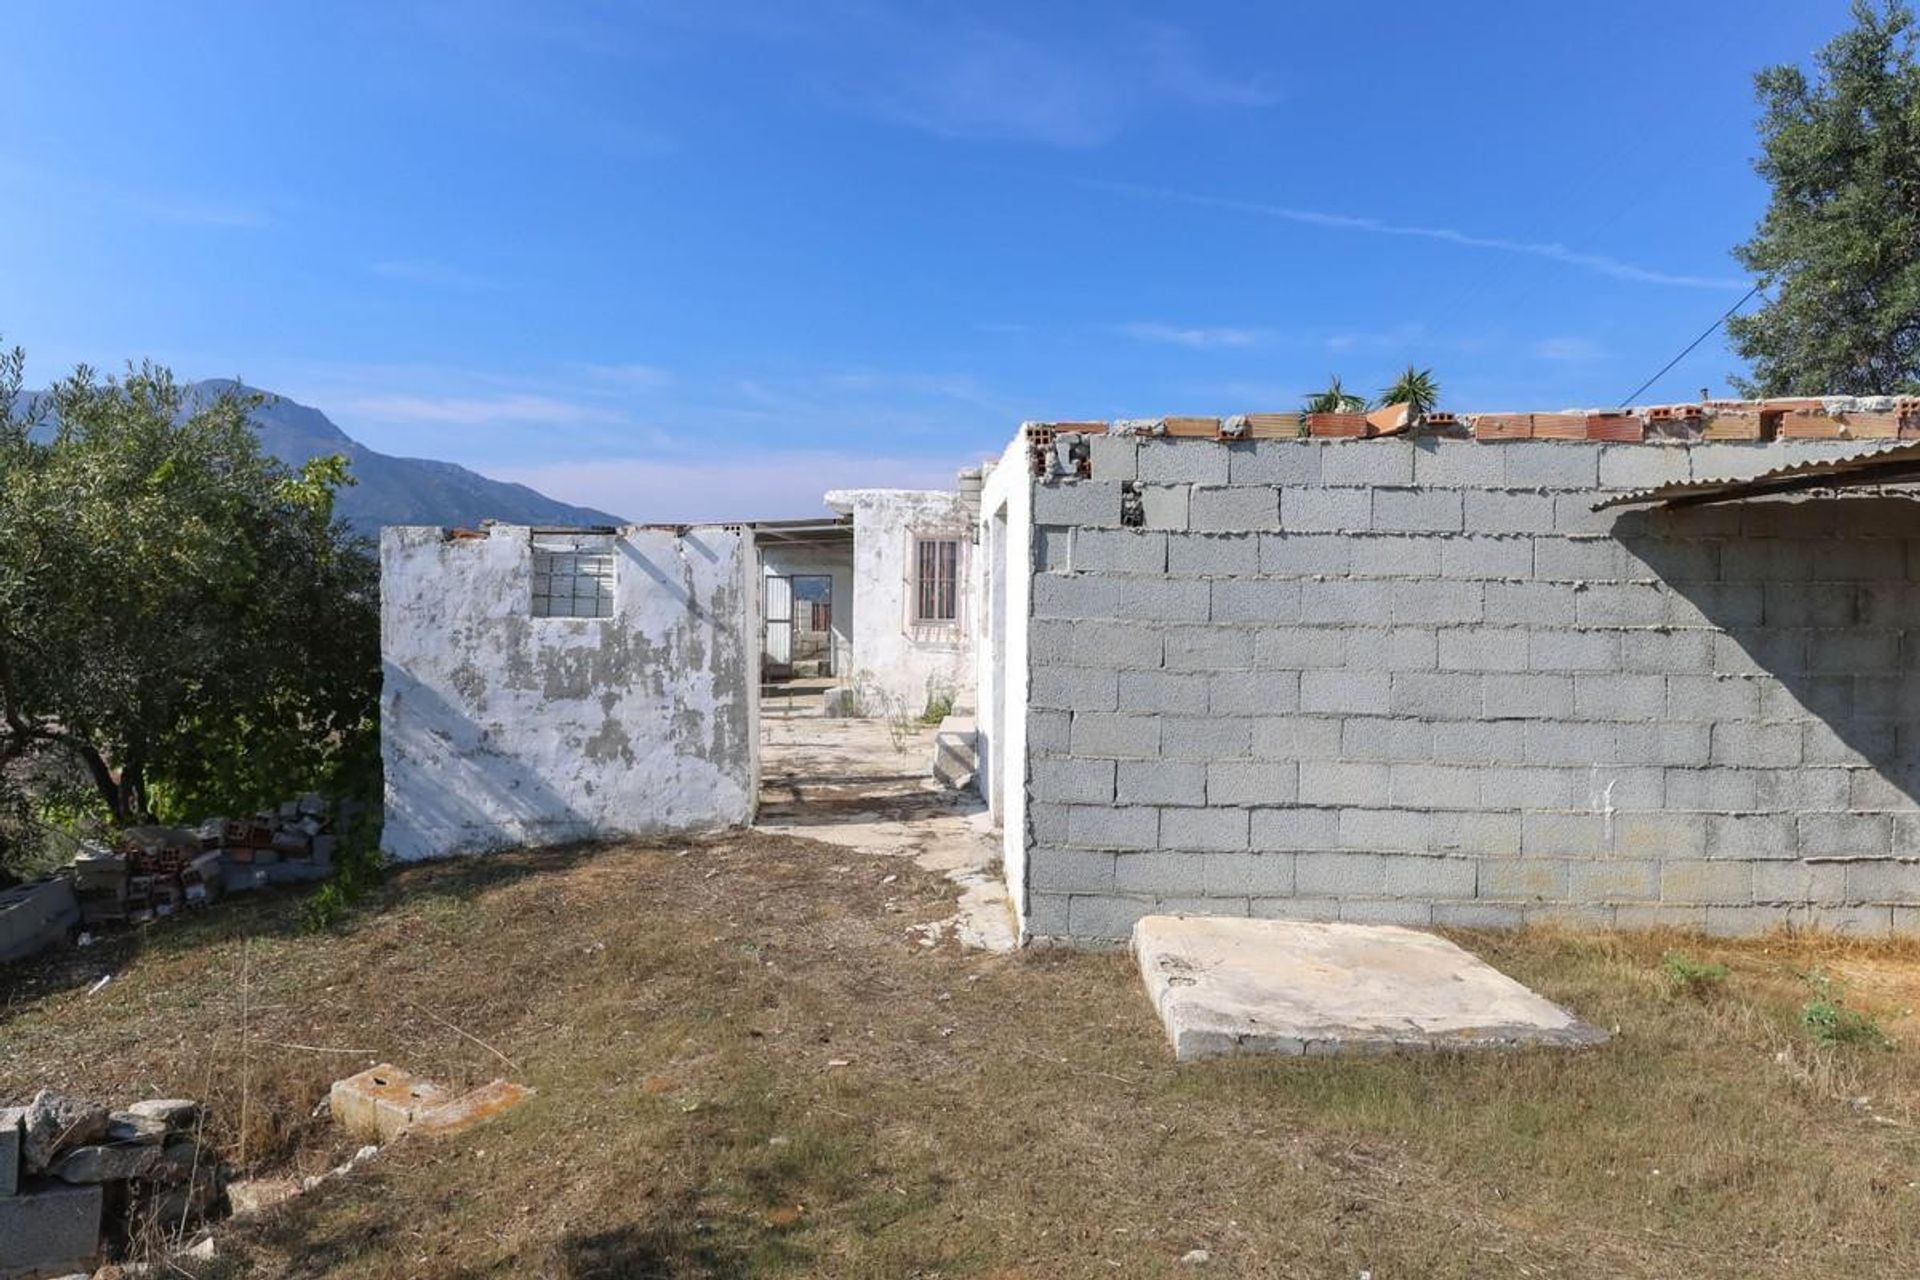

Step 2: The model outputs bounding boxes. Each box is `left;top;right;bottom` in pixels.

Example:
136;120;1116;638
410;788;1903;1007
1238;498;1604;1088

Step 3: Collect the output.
380;524;758;861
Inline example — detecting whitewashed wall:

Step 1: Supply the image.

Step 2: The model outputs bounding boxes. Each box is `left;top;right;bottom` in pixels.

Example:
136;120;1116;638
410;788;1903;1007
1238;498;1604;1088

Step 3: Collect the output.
380;524;758;861
826;489;976;713
759;541;854;673
974;443;1034;929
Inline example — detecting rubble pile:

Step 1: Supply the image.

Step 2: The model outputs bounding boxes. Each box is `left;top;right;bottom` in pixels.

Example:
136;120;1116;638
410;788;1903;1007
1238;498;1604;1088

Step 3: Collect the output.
0;1091;225;1279
70;793;344;929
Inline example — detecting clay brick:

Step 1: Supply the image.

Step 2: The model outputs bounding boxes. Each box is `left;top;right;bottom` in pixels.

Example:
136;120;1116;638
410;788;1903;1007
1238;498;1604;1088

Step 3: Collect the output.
1585;413;1643;442
1842;411;1901;438
1780;410;1845;438
1306;412;1369;437
1244;413;1304;439
1703;410;1768;440
1163;415;1223;438
1530;413;1586;441
1474;413;1531;440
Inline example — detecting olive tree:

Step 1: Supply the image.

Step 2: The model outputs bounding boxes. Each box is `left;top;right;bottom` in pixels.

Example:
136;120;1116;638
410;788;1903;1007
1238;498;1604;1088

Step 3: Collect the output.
0;345;378;858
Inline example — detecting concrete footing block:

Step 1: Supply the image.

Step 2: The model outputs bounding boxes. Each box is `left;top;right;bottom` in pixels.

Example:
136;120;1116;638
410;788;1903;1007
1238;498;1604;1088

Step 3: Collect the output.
0;1180;102;1279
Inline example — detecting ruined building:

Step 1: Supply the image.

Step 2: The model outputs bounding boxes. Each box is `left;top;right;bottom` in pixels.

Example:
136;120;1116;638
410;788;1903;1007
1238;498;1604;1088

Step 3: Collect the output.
381;399;1920;941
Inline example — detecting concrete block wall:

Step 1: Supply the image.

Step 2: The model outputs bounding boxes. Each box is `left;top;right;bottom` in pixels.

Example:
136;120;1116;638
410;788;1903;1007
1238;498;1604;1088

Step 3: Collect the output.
1023;434;1920;941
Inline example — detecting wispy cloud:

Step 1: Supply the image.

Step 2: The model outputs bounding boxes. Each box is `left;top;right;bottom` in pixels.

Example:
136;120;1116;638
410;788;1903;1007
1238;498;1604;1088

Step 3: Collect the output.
1533;336;1608;361
1093;180;1746;289
854;18;1275;146
1118;322;1268;350
340;393;628;428
576;362;674;389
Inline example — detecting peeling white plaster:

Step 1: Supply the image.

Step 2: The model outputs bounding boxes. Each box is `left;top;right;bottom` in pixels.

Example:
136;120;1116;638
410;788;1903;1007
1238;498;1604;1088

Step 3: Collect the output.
380;524;758;861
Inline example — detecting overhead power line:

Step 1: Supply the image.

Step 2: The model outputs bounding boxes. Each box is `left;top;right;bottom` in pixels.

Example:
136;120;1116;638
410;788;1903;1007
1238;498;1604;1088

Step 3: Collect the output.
1618;283;1763;406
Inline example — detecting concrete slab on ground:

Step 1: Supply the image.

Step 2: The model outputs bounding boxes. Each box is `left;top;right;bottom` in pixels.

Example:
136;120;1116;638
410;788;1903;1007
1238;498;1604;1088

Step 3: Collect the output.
1134;915;1608;1061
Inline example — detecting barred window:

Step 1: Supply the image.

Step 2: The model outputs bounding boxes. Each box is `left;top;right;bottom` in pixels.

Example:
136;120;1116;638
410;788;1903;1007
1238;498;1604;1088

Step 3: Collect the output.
531;535;615;619
914;537;959;624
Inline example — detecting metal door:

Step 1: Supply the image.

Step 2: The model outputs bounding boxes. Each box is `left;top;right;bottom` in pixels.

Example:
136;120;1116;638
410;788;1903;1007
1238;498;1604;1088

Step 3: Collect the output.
764;574;793;667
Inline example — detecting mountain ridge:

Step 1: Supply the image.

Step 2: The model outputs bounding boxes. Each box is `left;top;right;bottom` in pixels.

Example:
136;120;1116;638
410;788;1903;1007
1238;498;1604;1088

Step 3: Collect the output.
26;379;626;535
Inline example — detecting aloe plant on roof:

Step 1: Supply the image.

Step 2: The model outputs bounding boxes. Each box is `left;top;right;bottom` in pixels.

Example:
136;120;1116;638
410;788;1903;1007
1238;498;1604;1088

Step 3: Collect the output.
1302;375;1369;416
1380;366;1441;420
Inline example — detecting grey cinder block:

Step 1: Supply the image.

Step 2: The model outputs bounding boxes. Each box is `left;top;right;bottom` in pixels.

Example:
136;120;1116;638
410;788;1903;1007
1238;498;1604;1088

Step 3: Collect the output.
1163;626;1251;670
1030;757;1116;804
1117;670;1210;715
1138;439;1229;484
1322;442;1415;487
1227;440;1321;486
1300;669;1391;715
1033;480;1125;527
1280;486;1371;533
1465;489;1556;535
1088;434;1139;481
1029;665;1118;711
1140;484;1190;530
1260;532;1351;576
1074;528;1166;574
1504;442;1599;489
1189;485;1280;532
1167;532;1257;576
1295;850;1475;898
0;1181;103;1278
1206;760;1299;806
1414;441;1508;488
1118;760;1207;807
1118;577;1210;622
1067;805;1158;850
1068;712;1160;758
1250;806;1341;850
1351;535;1441;579
1298;759;1391;807
1210;579;1301;623
1372;488;1464;534
1159;805;1251;851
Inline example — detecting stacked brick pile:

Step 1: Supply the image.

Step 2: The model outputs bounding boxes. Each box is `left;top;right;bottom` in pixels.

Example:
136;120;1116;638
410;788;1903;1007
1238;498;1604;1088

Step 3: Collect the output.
70;794;340;928
0;1092;224;1278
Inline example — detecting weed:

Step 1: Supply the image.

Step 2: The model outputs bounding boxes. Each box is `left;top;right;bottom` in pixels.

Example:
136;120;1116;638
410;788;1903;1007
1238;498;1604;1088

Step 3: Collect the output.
1660;950;1730;999
300;815;385;932
1800;969;1890;1049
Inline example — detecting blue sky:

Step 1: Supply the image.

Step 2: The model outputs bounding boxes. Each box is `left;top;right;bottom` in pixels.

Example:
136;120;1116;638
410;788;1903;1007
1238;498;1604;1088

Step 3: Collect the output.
0;1;1855;519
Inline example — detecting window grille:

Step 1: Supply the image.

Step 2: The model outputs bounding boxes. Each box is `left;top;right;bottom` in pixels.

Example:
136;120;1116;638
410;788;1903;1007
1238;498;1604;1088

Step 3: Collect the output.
913;537;960;624
531;535;615;618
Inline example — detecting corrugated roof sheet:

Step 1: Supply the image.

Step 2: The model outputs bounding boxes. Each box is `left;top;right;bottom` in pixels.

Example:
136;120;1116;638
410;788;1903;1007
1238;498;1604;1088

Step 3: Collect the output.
1592;440;1920;511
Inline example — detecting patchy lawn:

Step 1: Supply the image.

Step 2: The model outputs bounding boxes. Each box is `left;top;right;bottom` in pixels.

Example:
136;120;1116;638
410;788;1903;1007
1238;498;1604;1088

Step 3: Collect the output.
4;833;1919;1278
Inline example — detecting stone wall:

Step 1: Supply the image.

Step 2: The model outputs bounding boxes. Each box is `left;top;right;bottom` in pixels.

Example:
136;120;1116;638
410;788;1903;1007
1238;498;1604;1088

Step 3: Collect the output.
1022;435;1920;941
381;524;757;860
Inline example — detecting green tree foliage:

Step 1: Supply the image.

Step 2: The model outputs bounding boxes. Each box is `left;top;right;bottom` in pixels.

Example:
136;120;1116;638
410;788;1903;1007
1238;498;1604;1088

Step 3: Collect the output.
1379;366;1441;418
1729;1;1920;394
1302;375;1369;415
0;346;378;849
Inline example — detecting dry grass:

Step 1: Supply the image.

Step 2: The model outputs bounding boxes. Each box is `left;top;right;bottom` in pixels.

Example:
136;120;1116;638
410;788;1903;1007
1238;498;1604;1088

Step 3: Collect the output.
5;834;1920;1277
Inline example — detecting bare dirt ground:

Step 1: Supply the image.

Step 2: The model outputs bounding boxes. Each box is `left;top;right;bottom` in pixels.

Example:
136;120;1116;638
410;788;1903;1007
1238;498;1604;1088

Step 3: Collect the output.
5;723;1920;1276
757;716;1015;951
5;826;1920;1277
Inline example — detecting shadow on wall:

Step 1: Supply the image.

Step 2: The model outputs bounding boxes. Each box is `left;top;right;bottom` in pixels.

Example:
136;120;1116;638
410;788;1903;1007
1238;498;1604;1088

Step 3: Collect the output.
1616;494;1920;823
382;662;592;859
